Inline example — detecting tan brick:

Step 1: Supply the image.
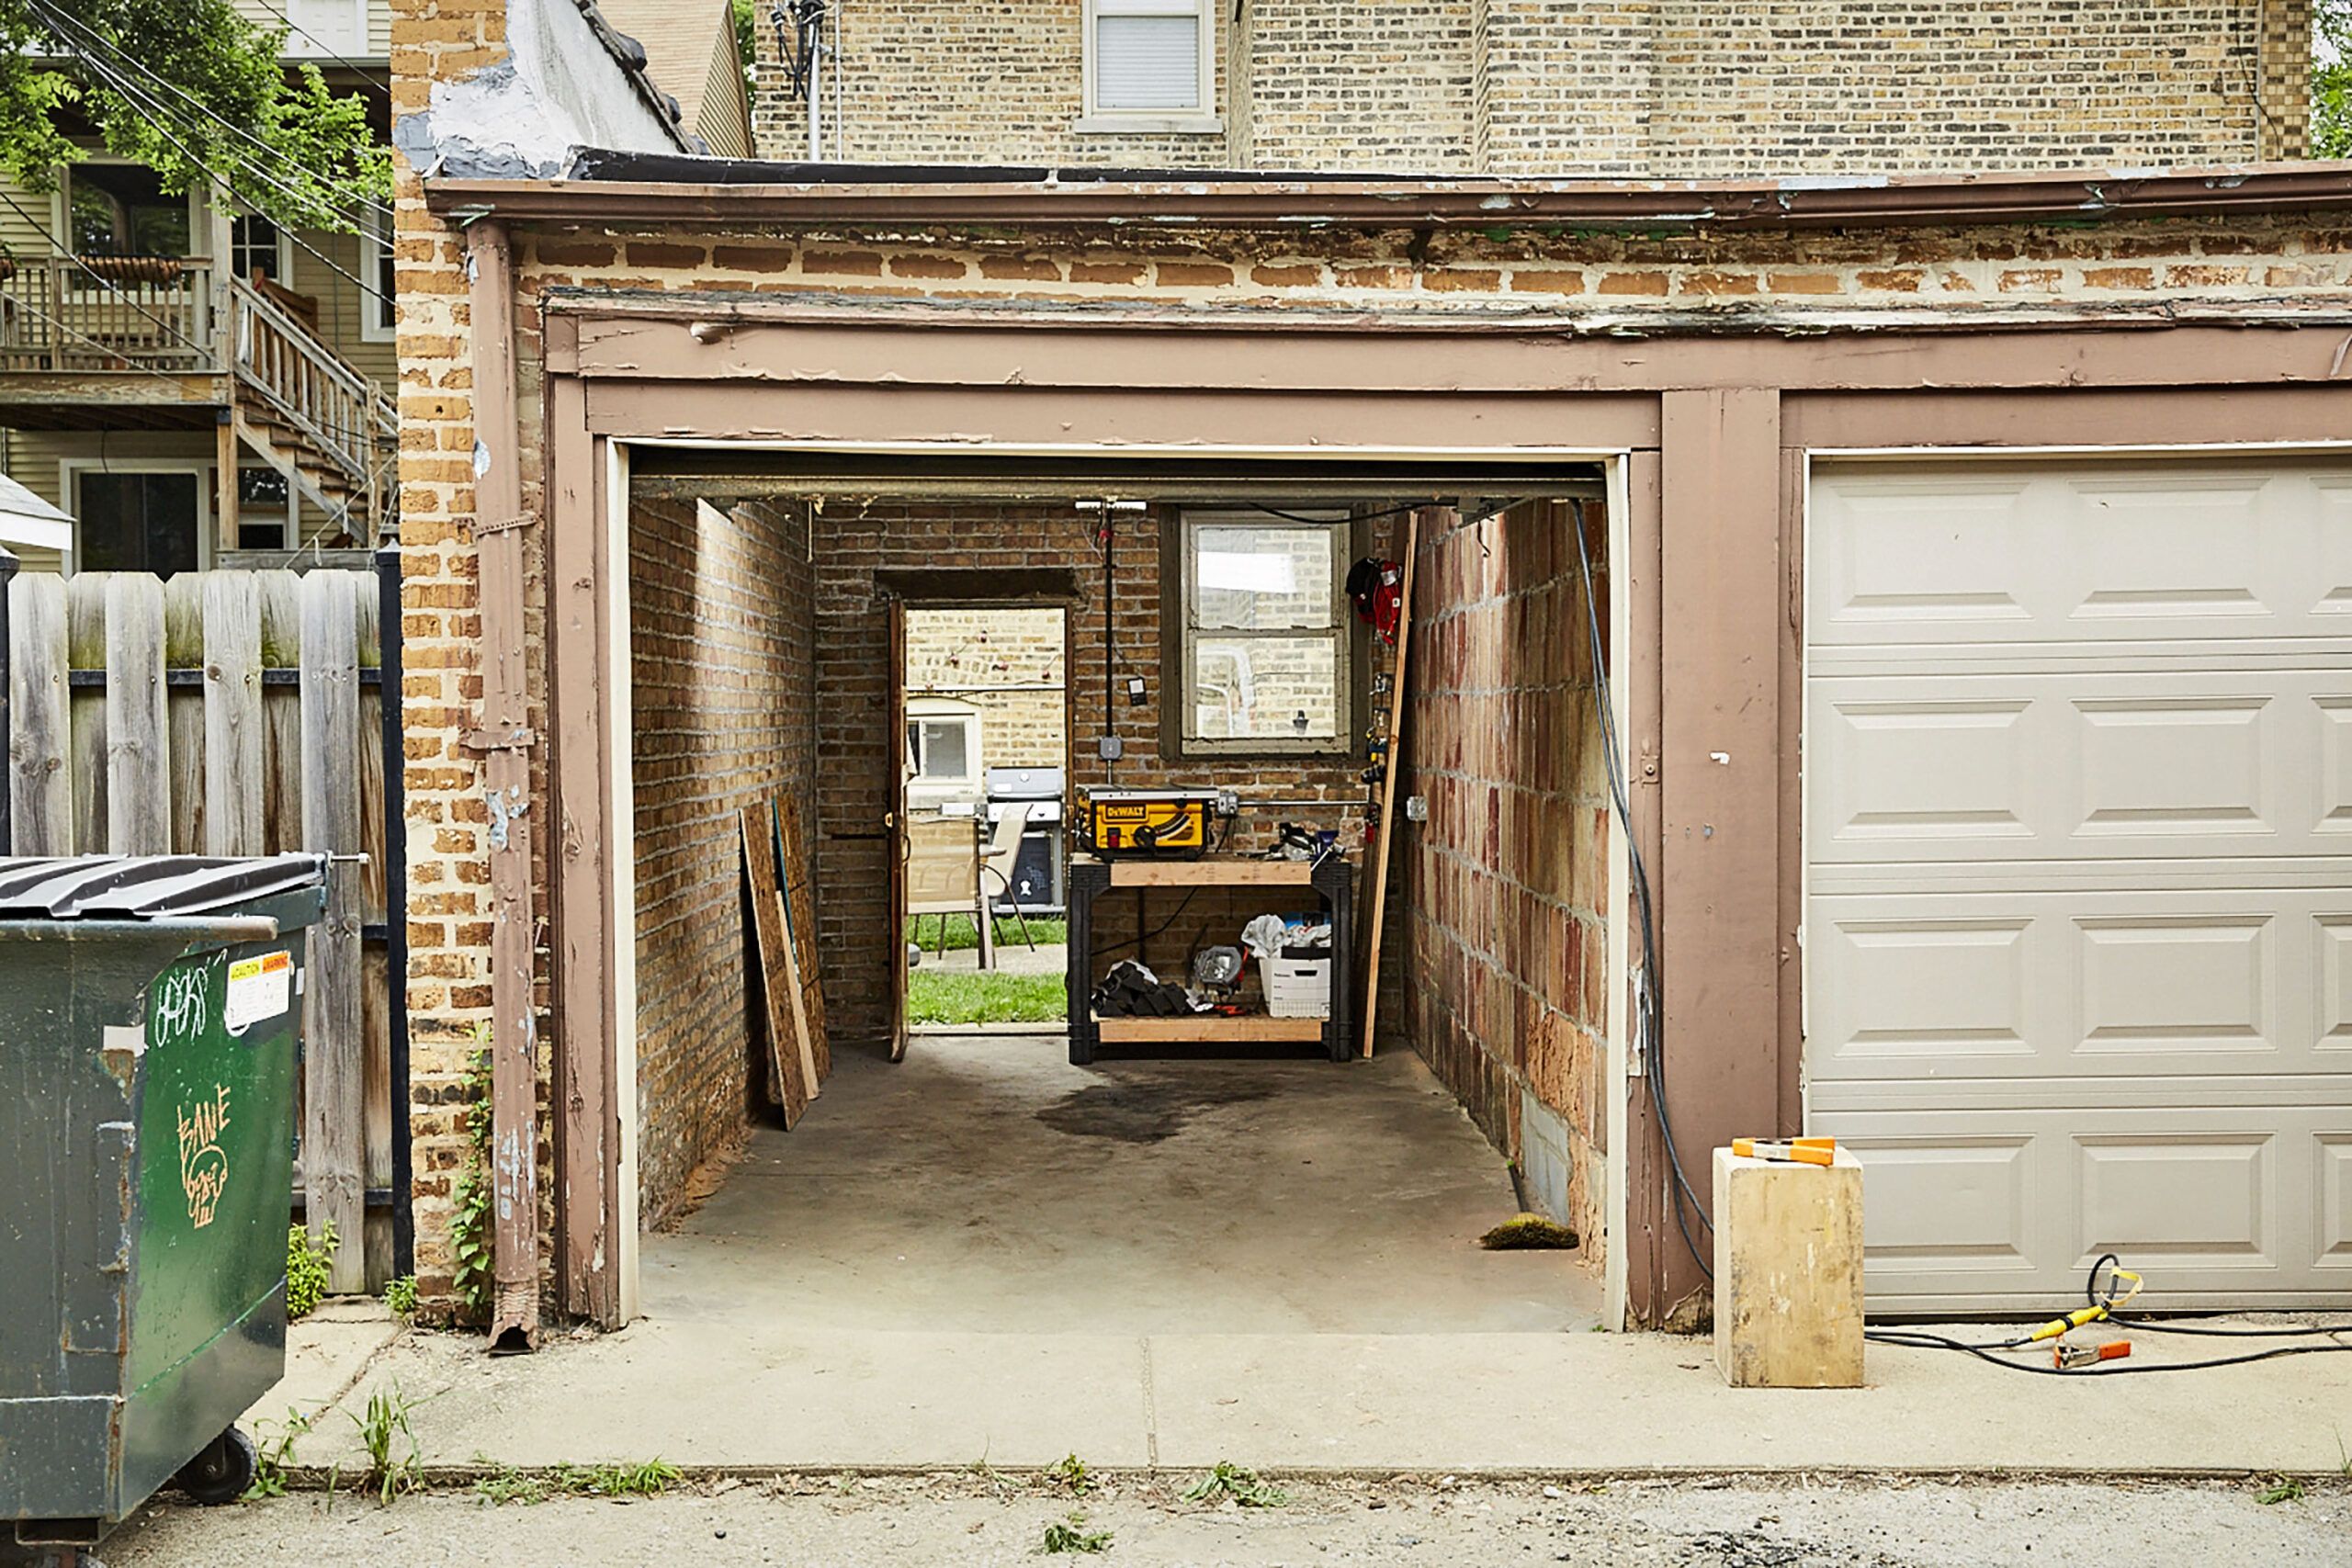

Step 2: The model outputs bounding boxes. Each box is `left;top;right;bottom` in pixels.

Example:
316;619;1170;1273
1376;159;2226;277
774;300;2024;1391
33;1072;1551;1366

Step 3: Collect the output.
1155;262;1235;288
1598;270;1669;297
2082;265;2156;289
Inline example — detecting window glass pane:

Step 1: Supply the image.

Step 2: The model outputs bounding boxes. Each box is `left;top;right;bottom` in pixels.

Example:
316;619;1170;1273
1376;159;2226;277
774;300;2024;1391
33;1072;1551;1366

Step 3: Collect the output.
913;718;972;780
1191;635;1338;740
78;472;199;577
1095;13;1200;109
1193;524;1337;630
232;215;281;282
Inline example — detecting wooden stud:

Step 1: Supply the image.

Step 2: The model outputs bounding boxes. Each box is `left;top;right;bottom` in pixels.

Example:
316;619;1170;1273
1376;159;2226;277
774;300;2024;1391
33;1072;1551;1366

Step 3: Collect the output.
741;801;809;1123
1093;1015;1326;1044
1102;858;1315;888
300;569;366;1294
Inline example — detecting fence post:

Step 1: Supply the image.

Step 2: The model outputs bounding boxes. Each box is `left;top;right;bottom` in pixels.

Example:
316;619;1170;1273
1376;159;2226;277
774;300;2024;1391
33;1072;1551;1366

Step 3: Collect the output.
300;570;366;1292
200;572;264;855
375;546;413;1277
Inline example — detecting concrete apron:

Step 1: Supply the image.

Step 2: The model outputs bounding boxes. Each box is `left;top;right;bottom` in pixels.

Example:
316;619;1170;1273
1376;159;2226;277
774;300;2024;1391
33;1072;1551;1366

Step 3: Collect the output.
259;1039;2352;1478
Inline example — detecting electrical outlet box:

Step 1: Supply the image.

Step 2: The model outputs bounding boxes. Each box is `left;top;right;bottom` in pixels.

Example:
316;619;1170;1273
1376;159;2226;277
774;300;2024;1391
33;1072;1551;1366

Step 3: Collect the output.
1097;735;1124;761
1404;795;1429;822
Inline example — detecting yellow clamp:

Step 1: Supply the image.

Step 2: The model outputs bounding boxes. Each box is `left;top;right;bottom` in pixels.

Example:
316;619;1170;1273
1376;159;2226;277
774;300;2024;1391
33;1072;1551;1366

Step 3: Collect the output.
1731;1136;1837;1168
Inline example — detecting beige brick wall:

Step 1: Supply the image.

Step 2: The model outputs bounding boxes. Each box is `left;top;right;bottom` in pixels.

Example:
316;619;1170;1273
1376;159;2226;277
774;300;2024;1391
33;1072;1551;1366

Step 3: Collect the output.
753;0;2305;174
629;497;815;1227
905;606;1067;775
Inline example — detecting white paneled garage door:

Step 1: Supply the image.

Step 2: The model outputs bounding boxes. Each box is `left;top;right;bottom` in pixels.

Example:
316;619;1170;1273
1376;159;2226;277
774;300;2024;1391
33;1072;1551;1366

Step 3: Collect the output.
1806;457;2352;1313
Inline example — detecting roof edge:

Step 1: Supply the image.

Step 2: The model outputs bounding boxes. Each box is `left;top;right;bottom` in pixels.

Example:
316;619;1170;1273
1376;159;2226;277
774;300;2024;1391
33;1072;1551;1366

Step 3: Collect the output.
424;159;2352;230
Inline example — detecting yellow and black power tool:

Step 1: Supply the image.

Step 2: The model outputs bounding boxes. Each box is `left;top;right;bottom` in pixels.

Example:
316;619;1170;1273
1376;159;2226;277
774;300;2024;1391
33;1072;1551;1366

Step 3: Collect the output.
1077;787;1224;856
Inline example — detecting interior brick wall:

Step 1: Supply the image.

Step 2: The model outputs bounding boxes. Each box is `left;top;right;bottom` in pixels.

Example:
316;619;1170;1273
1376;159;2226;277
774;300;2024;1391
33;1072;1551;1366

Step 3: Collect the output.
806;502;1399;1043
752;0;2299;174
1400;501;1611;1254
628;497;815;1227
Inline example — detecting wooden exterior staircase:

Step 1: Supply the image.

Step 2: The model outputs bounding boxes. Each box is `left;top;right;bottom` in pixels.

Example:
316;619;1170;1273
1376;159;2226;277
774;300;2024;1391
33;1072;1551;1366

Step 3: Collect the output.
226;276;397;543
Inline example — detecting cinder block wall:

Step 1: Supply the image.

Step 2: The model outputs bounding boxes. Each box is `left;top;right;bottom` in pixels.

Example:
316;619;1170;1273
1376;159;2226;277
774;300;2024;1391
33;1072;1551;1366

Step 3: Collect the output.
1400;501;1611;1255
751;0;2306;172
628;498;816;1225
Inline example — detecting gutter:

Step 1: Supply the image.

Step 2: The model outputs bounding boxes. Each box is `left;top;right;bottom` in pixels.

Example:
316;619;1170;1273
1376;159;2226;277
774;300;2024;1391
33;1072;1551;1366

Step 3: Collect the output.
424;160;2352;230
463;219;543;1354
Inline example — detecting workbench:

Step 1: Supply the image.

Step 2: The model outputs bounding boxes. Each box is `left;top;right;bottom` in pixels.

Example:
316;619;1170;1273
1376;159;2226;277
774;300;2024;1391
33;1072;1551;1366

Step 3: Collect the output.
1066;853;1354;1065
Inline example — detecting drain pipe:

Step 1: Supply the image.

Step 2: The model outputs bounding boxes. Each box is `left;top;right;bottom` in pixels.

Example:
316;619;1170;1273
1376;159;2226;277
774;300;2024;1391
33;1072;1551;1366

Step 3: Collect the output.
463;217;540;1354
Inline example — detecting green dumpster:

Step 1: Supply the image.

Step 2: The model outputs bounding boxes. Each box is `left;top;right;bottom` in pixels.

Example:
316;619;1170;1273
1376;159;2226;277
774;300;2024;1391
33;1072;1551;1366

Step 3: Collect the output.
0;854;327;1558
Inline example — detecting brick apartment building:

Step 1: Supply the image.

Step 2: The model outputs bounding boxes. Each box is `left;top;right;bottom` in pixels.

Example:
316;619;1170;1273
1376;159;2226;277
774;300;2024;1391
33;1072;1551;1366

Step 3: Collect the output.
386;0;2352;1343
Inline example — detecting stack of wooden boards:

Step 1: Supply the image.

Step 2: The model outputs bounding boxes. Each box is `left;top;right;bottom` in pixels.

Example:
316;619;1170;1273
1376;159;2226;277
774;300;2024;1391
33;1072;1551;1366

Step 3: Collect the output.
741;797;831;1125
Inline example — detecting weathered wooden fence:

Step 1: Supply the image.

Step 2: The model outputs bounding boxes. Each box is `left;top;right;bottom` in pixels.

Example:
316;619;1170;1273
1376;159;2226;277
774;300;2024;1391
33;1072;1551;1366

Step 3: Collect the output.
3;562;408;1293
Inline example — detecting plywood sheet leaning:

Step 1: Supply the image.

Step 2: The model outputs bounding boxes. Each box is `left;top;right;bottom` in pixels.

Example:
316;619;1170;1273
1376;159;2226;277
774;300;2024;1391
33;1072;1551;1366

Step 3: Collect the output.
741;802;811;1126
1356;508;1426;1058
775;795;831;1083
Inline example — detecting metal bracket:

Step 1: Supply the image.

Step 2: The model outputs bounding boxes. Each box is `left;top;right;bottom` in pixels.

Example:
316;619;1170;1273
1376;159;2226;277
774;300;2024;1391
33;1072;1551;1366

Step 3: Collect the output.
472;513;537;538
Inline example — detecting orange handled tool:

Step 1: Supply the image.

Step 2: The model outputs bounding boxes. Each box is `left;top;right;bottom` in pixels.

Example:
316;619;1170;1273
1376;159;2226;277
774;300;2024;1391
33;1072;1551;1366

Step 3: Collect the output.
1732;1136;1837;1167
2053;1338;2132;1370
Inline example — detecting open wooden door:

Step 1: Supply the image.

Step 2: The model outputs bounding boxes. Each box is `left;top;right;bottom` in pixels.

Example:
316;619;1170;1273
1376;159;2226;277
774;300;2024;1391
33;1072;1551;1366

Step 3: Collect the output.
888;597;911;1062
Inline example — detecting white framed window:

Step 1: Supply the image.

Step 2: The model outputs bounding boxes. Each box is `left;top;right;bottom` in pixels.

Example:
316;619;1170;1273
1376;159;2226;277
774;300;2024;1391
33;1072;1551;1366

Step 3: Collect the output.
230;212;291;285
1080;0;1217;131
1177;511;1351;755
906;697;983;802
361;209;395;342
61;459;213;578
282;0;368;60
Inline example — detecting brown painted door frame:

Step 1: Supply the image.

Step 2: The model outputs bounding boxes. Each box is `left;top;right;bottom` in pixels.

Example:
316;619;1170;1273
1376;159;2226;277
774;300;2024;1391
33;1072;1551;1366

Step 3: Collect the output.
888;597;910;1062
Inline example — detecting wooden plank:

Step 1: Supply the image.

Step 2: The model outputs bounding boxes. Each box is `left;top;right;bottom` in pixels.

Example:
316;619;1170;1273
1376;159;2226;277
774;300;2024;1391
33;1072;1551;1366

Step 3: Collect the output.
775;886;820;1102
741;801;808;1124
775;796;830;1082
163;575;205;855
1355;508;1425;1058
887;598;908;1063
104;573;169;856
361;939;391;1289
64;575;105;853
256;570;303;852
1102;858;1315;888
9;574;70;854
1093;1014;1327;1043
300;569;367;1294
200;571;265;856
354;574;387;916
355;570;390;1291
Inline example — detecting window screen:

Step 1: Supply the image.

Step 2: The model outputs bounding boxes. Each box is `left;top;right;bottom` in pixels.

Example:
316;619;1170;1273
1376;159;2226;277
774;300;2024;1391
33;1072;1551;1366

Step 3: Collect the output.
1091;0;1204;112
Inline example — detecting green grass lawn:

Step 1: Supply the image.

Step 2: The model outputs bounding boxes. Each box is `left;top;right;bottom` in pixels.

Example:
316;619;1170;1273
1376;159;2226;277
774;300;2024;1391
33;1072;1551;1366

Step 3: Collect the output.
905;914;1069;953
906;968;1067;1025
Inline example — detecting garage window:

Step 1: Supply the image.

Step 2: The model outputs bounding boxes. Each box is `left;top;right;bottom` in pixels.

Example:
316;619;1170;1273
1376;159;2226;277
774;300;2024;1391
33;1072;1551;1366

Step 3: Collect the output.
1177;511;1351;754
1082;0;1216;129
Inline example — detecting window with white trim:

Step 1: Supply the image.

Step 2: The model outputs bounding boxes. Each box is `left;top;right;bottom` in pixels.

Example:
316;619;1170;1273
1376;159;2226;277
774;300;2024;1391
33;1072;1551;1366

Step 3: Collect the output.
362;209;395;342
1178;512;1351;754
1085;0;1213;119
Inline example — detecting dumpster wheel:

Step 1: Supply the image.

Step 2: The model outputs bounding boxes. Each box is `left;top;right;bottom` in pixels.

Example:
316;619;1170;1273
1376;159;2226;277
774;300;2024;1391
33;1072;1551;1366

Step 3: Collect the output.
171;1427;256;1506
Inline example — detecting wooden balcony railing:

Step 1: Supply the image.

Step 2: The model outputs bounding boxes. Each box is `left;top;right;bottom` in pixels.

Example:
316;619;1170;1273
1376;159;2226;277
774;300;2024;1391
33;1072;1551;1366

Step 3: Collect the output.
228;276;398;530
0;254;218;373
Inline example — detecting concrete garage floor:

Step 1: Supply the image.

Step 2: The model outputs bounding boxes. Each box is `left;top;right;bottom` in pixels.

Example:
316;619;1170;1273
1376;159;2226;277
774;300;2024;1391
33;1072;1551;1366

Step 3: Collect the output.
647;1032;1592;1337
249;1034;2352;1478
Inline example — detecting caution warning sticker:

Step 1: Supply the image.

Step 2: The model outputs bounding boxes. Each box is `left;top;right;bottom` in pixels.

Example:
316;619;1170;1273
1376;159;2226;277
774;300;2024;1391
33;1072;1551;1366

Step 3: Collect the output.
224;950;293;1033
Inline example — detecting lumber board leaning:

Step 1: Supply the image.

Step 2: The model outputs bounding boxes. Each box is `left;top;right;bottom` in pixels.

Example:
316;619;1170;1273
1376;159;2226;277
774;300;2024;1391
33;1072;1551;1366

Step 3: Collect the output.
200;570;265;856
741;802;809;1124
300;570;367;1293
105;572;169;855
1356;509;1425;1058
775;796;830;1082
8;574;70;854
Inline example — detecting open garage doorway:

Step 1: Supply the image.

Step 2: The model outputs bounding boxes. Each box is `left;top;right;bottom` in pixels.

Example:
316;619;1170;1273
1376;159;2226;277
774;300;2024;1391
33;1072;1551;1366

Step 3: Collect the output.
899;602;1073;1037
610;452;1626;1344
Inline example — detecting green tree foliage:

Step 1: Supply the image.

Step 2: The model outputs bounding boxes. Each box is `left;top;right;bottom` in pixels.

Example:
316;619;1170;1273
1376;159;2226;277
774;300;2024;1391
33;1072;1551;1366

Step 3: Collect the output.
2318;1;2352;158
0;0;388;232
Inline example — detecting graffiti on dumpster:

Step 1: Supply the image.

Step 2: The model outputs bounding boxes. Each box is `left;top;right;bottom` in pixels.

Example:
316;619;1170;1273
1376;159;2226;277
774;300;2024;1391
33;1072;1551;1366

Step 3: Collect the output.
152;963;212;1050
177;1083;233;1228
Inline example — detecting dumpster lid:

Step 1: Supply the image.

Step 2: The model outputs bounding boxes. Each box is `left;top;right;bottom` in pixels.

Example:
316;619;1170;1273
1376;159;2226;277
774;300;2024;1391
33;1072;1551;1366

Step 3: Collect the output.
0;854;329;919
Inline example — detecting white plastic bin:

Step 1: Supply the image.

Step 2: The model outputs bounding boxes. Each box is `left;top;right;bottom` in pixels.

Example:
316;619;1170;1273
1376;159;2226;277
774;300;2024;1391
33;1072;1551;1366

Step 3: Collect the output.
1262;954;1332;1018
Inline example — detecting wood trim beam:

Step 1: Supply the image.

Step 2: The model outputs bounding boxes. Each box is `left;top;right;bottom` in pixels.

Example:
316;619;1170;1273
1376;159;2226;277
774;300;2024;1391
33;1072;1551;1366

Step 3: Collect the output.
1655;388;1784;1325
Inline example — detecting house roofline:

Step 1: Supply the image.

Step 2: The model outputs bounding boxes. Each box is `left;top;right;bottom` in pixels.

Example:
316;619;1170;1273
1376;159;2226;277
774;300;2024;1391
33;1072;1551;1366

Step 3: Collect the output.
423;157;2352;230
